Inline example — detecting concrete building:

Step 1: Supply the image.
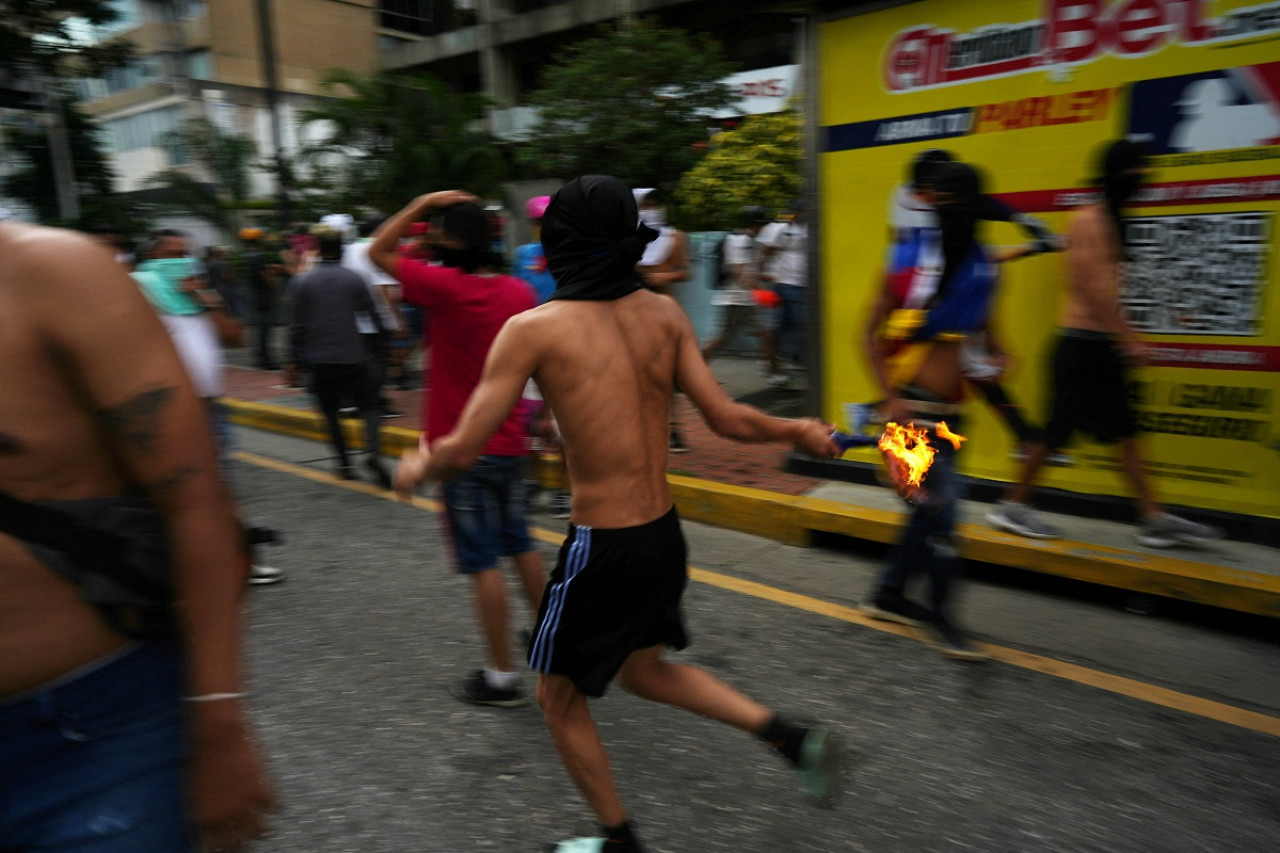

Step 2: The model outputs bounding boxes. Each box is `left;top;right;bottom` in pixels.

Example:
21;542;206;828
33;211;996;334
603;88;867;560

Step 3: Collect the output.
378;0;805;141
73;0;385;203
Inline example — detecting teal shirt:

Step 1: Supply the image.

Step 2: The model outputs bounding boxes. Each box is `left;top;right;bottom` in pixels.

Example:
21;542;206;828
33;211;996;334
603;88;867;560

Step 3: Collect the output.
133;258;202;316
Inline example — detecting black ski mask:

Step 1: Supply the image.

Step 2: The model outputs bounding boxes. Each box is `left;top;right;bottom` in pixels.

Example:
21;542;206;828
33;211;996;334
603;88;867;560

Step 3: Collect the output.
929;161;983;302
1094;139;1152;257
542;176;659;301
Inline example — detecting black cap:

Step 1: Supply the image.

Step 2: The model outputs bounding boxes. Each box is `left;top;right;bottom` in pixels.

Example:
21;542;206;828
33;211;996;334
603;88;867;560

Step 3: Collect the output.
911;148;954;189
740;205;770;227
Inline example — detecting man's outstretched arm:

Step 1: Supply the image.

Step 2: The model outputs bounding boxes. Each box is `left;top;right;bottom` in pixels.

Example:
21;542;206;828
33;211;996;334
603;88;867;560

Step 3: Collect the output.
21;227;275;851
673;304;837;457
395;313;539;496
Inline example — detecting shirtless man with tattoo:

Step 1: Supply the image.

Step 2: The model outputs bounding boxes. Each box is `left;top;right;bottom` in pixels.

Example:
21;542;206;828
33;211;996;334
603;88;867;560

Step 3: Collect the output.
0;221;274;850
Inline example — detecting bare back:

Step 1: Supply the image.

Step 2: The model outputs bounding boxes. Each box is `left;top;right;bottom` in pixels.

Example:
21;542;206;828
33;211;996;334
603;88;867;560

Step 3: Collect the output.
525;290;685;528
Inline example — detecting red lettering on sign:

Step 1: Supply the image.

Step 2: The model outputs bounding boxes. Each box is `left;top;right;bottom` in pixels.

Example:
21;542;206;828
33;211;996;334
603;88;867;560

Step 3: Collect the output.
1047;0;1105;64
1114;0;1170;55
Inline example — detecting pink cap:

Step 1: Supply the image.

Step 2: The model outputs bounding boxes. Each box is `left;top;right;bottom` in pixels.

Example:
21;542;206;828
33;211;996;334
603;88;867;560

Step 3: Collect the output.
525;195;551;220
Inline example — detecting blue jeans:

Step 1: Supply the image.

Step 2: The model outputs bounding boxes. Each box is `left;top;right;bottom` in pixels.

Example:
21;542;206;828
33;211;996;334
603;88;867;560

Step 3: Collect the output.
0;642;191;852
773;283;807;365
876;434;963;619
441;455;534;574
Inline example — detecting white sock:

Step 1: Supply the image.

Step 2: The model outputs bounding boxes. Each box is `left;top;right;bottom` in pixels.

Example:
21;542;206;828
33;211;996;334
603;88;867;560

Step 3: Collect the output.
484;667;519;689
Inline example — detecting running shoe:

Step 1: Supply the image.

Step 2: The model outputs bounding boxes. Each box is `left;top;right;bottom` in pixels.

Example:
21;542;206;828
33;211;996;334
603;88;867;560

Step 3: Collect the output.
451;670;528;708
550;491;572;520
668;430;690;454
248;564;284;586
862;591;933;628
986;500;1060;539
929;617;988;662
1138;513;1224;548
795;726;843;808
546;840;609;853
767;373;791;387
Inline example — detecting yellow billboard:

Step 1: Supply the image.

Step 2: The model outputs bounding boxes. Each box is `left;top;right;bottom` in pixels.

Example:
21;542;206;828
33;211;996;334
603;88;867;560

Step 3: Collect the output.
819;0;1280;518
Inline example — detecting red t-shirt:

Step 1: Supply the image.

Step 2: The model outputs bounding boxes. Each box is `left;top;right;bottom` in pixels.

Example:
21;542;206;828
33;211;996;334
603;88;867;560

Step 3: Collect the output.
396;259;535;455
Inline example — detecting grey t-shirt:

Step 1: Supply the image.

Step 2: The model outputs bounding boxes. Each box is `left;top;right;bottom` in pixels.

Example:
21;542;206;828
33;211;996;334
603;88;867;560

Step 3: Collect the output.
290;260;380;365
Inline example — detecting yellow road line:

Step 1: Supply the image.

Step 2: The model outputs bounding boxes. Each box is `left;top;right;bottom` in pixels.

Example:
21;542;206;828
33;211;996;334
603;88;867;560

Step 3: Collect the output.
233;449;1280;739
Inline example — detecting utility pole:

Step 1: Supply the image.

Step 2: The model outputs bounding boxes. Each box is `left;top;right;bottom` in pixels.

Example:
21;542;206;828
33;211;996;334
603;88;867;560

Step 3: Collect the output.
43;79;80;223
254;0;291;229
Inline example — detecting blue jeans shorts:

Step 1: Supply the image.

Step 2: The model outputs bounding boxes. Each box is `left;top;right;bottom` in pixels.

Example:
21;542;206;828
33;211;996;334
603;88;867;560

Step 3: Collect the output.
0;641;191;852
441;455;535;574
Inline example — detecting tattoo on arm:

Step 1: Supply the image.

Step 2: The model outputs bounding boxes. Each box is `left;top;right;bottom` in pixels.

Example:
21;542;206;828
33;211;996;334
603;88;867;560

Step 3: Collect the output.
98;387;175;455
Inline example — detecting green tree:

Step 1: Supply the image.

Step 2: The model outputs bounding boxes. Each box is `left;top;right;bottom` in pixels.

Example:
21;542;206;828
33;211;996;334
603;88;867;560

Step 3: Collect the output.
300;69;506;212
672;111;802;232
146;117;260;232
517;20;736;190
2;97;119;224
0;0;133;82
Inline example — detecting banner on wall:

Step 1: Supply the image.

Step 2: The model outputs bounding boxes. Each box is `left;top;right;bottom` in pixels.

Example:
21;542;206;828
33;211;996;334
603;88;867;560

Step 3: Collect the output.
818;0;1280;518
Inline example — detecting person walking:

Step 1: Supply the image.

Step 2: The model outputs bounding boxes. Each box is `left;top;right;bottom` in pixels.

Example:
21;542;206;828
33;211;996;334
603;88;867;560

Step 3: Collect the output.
986;140;1223;549
288;225;392;489
702;205;770;363
394;176;843;852
371;192;546;708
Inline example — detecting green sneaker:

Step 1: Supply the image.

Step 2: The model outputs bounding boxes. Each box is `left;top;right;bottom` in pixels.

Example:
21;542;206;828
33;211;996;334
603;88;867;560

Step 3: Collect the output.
796;726;844;808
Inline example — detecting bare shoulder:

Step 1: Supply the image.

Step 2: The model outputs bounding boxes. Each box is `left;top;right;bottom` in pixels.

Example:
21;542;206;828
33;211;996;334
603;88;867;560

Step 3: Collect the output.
1;223;124;300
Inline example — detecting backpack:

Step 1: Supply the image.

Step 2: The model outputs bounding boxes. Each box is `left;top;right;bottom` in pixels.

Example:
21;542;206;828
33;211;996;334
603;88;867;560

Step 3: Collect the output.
711;233;730;289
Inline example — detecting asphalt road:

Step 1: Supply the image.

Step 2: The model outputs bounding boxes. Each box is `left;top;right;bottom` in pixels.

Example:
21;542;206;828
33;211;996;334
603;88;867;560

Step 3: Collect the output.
228;427;1280;853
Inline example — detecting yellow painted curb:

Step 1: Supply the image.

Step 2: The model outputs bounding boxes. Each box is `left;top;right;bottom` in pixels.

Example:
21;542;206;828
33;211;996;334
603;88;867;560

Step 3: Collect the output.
223;398;1280;618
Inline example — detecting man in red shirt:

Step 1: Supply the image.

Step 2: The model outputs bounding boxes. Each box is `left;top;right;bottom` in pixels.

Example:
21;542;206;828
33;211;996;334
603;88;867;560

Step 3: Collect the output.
371;192;545;707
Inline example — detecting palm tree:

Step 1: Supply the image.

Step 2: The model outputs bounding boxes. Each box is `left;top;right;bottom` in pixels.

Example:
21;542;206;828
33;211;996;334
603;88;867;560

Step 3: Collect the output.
300;69;507;213
146;116;259;233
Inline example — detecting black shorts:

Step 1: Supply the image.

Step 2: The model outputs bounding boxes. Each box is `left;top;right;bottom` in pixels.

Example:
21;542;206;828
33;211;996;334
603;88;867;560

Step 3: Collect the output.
1043;330;1138;450
528;506;689;697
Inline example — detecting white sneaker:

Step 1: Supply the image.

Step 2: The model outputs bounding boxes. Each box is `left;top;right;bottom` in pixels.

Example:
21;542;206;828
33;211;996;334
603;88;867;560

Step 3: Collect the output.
767;373;791;387
1138;513;1224;548
249;564;284;585
986;500;1061;539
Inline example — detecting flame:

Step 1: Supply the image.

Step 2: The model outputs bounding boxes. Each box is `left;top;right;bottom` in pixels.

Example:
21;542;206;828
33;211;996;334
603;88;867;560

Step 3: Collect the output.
877;420;969;499
878;422;936;489
935;420;967;450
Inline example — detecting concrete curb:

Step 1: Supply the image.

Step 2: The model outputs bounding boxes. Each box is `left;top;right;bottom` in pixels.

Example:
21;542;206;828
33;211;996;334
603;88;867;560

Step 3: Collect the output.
226;398;1280;619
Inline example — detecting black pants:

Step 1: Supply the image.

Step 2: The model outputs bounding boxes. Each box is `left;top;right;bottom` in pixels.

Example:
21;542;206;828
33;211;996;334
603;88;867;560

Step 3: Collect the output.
313;362;381;467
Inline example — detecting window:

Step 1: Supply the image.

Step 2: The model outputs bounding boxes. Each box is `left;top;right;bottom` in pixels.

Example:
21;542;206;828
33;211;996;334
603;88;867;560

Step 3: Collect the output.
102;105;184;154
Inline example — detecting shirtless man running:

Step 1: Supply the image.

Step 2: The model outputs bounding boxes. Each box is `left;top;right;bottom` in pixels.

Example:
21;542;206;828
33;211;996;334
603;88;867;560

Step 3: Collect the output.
395;176;842;853
0;222;273;850
986;139;1222;549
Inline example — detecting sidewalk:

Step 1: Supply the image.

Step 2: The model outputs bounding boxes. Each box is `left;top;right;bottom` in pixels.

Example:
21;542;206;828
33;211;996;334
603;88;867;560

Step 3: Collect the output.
220;350;1280;619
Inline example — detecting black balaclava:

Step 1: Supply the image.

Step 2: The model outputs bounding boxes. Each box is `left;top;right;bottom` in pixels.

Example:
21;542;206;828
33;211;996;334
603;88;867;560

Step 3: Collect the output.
1094;139;1151;258
929;161;983;303
437;202;499;273
543;175;659;301
911;148;953;191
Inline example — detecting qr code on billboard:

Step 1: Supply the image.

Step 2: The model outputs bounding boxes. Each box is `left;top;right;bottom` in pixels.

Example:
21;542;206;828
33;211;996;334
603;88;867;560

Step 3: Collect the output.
1122;212;1270;336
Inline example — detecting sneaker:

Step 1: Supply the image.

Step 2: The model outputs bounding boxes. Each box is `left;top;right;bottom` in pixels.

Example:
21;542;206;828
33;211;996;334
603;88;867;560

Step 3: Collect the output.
249;564;284;586
929;617;987;662
1138;513;1224;548
338;406;358;418
547;840;608;853
550;491;572;520
987;500;1060;539
795;726;843;808
668;430;690;454
767;372;791;387
863;591;932;628
450;670;528;708
380;408;404;419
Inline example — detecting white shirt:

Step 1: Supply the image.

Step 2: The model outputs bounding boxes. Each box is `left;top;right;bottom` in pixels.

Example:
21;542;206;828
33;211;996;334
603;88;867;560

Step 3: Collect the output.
713;231;759;307
342;240;399;332
760;220;807;286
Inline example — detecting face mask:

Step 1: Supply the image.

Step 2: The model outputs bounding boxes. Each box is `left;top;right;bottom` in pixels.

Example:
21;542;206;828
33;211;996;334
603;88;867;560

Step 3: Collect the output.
638;208;666;229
